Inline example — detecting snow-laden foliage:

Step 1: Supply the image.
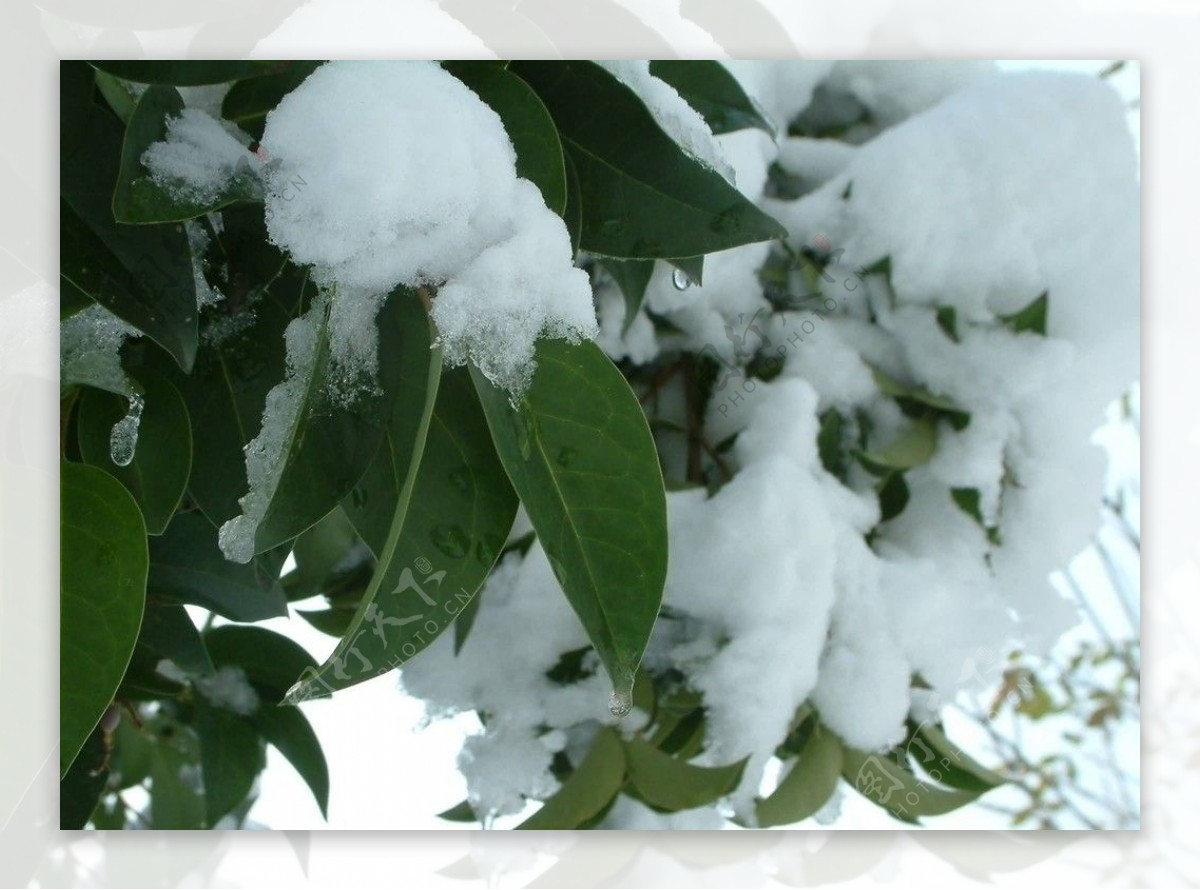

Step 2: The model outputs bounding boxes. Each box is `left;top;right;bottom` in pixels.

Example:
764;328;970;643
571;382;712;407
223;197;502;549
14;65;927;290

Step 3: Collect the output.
399;61;1139;825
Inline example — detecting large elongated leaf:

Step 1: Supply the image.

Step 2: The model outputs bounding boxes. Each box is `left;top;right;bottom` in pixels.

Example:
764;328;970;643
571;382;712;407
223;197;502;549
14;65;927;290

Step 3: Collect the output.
204;625;318;702
756;725;843;827
221;62;325;140
90;60;286;86
842;746;981;823
114;84;262;224
509;61;786;259
470;338;668;708
149;512;287;621
77;369;192;535
195;699;266;827
60;461;148;777
623;737;747;811
60;724;110;828
60;62;199;371
250;705;330;818
285;297;446;701
296;369;515;697
227;288;413;559
518;727;626;829
443;62;567;215
648;60;774;135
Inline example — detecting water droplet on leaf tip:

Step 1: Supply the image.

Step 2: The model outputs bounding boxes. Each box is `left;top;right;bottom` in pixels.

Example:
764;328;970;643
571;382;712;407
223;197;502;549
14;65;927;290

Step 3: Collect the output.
609;689;633;718
672;268;692;291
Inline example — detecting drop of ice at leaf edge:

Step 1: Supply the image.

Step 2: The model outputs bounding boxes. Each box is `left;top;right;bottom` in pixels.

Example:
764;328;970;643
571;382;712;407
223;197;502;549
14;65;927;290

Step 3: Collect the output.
671;268;691;291
609;689;633;718
109;392;145;467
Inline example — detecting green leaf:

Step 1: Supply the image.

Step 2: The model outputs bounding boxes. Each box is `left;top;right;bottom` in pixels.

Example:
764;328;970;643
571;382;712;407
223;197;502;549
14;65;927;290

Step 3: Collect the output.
911;721;1006;793
297;350;520;697
60;461;148;777
842;746;981;823
90;60;287;86
77;369;192;535
470;338;668;705
509;61;786;259
816;409;850;481
60;723;110;829
563;151;582;255
876;471;910;523
93;69;139;123
598;258;655;334
936;305;959;342
283;506;360;600
250;705;330;818
122;602;214;694
60;65;199;371
166;250;296;526
756;725;843;827
857;417;937;474
196;699;266;827
666;254;704;287
1000;292;1049;336
110;719;154;791
437;799;478;823
623;736;747;811
221;62;324;140
648;60;774;135
149;512;287;621
148;730;205;829
114;85;262;224
518;727;626;829
453;582;485;654
443;62;567;215
870;366;963;416
232;288;411;558
204;625;318;702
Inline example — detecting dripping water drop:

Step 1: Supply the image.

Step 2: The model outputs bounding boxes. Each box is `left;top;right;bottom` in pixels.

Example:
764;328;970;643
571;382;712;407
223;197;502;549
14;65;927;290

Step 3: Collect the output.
608;688;633;718
109;391;145;467
671;267;692;291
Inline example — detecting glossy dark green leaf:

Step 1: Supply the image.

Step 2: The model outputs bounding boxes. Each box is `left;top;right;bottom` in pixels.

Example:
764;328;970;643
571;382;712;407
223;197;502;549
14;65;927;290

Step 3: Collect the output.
60;723;110;829
936;305;959;341
756;725;843;827
196;699;266;827
509;61;787;259
857;417;937;474
167;258;296;527
453;583;485;654
623;736;747;811
61;66;199;371
648;60;775;135
297;362;520;698
114;85;262;224
77;370;192;535
817;408;850;481
563;151;582;255
251;706;330;817
149;512;287;621
122;602;214;694
93;68;139;123
297;605;358;638
843;746;981;823
443;62;567;215
230;289;409;558
222;62;324;140
60;461;148;777
1000;292;1049;337
205;625;318;702
471;338;668;706
599;258;655;334
283;506;360;600
518;727;626;829
90;60;286;86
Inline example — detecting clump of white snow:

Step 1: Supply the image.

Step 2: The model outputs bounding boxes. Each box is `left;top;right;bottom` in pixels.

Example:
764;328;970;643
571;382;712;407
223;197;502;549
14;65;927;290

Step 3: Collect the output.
195;665;260;715
141;108;261;205
258;60;596;395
